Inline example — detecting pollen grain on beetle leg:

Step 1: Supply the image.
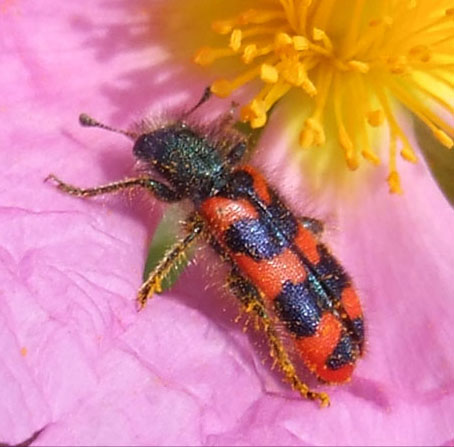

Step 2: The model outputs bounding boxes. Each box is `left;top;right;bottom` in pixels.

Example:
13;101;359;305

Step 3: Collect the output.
194;1;454;193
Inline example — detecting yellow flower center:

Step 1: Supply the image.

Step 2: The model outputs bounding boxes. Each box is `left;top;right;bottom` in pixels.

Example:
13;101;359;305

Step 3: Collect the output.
194;1;454;193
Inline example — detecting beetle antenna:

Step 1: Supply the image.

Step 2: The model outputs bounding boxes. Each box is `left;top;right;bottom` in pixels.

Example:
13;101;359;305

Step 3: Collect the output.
79;113;137;139
183;87;212;118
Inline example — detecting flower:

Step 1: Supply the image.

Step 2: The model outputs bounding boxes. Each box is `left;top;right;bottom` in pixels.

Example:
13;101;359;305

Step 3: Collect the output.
194;1;454;193
1;1;454;446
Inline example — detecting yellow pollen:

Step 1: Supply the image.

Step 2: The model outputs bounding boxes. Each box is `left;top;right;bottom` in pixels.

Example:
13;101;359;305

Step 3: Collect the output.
432;129;453;149
275;32;293;48
300;117;325;148
401;147;418;163
387;170;403;194
362;150;381;166
312;27;333;52
194;0;454;193
293;35;309;51
261;63;279;83
211;79;234;98
241;99;268;128
242;44;258;64
194;46;234;66
367;110;385;127
347;61;369;74
230;29;242;52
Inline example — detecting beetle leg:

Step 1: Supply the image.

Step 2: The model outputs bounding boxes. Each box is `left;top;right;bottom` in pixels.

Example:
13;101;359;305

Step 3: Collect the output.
227;269;268;319
137;214;205;309
299;216;324;236
227;269;330;407
45;174;182;202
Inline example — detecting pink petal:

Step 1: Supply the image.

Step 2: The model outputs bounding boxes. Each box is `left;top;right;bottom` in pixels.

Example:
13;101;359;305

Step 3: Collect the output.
1;2;454;446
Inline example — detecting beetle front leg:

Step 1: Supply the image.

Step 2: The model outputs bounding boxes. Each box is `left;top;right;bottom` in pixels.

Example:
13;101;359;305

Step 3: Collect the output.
46;174;182;202
299;216;324;236
137;214;205;309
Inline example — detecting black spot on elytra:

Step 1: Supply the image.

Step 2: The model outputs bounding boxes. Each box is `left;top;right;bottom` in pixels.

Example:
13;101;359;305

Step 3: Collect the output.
266;193;298;241
274;280;322;337
351;317;365;352
224;218;285;260
313;244;350;299
223;185;298;261
326;332;358;370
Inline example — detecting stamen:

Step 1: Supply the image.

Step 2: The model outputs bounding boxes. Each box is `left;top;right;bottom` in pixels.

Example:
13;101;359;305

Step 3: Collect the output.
386;125;403;195
212;20;235;35
408;73;454;116
428;70;454;89
275;32;293;48
292;35;309;51
300;68;332;148
387;77;454;148
211;64;263;97
374;80;418;169
333;74;359;170
405;9;454;43
230;29;243;51
261;63;279;83
347;61;370;73
239;8;287;25
345;18;392;60
351;74;381;165
194;0;454;193
312;28;333;52
242;44;258;64
429;31;454;48
367;110;385;127
264;81;292;111
340;0;366;57
194;47;235;66
242;43;274;64
311;0;336;31
242;26;290;39
295;0;312;35
279;0;298;30
387;169;403;194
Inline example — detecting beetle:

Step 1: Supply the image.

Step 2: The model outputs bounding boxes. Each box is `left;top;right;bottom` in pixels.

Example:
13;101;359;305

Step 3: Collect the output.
47;89;364;406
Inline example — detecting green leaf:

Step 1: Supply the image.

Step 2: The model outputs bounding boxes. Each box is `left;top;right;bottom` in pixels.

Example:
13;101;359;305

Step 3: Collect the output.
413;116;454;206
142;205;194;292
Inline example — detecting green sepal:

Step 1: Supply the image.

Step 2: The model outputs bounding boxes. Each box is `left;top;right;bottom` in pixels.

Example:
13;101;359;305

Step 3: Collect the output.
413;116;454;206
142;205;194;292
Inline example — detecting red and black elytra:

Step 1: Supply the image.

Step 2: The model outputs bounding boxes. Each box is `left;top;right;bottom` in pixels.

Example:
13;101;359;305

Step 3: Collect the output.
47;89;364;406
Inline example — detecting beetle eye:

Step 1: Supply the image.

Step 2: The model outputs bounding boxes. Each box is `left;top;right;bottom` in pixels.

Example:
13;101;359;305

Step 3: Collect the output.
133;134;153;160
